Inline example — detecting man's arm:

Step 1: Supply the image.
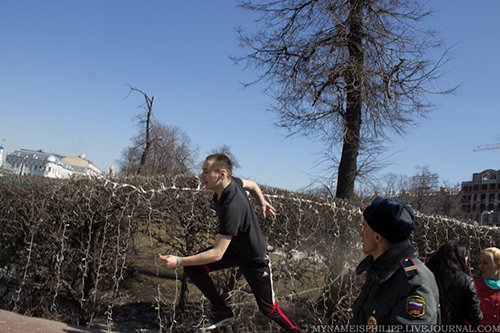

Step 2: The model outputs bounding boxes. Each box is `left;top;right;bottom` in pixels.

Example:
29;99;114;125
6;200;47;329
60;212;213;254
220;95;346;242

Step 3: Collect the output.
241;178;276;218
159;234;232;269
390;279;440;325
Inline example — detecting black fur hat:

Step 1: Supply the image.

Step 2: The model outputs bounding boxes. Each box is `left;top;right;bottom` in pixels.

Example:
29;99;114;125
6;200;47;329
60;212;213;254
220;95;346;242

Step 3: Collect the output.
363;197;415;243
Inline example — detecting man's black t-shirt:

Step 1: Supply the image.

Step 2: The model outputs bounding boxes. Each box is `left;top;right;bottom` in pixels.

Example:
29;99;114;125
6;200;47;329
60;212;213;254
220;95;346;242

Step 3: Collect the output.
213;177;267;266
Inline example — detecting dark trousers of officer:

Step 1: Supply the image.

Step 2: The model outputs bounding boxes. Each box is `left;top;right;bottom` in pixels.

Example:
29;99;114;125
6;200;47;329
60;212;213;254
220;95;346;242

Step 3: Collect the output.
183;250;301;332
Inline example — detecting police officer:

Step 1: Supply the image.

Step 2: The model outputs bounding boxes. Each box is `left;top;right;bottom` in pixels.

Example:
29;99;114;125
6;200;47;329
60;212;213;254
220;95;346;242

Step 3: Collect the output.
352;197;440;327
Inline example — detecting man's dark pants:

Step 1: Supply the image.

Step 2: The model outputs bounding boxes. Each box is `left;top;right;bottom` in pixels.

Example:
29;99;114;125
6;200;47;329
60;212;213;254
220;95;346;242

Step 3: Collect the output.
183;249;301;332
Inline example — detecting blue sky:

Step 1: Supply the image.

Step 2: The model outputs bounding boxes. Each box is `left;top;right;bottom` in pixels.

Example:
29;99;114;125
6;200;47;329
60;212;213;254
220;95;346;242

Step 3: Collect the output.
1;1;499;191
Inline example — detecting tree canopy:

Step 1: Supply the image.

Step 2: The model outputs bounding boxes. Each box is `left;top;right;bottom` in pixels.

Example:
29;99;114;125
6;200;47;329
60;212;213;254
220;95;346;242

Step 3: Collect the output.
234;0;457;198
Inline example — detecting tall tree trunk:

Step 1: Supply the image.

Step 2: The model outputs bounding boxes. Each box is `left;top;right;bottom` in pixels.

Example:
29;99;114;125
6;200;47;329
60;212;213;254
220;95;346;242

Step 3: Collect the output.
336;0;364;199
136;95;154;175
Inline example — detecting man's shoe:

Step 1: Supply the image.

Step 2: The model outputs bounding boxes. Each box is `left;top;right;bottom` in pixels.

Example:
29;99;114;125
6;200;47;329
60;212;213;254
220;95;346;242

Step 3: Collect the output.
200;309;235;331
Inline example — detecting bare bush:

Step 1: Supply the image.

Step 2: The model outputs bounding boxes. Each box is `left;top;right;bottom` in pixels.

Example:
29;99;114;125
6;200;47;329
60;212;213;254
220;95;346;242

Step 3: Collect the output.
0;174;498;332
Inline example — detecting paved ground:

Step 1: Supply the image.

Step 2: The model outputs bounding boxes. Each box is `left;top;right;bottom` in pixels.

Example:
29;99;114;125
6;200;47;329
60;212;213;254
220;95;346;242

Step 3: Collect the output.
0;310;115;333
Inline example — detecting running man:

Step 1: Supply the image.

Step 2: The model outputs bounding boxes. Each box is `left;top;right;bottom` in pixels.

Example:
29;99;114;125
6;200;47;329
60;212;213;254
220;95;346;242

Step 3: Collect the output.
160;153;302;332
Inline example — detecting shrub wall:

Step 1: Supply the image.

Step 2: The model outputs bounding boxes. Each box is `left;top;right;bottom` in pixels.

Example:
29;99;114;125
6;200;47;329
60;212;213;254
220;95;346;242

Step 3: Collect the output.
0;175;499;332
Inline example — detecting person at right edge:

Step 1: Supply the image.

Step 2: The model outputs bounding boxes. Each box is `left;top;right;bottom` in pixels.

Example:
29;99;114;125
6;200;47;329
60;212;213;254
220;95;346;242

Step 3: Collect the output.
351;197;440;328
474;247;500;326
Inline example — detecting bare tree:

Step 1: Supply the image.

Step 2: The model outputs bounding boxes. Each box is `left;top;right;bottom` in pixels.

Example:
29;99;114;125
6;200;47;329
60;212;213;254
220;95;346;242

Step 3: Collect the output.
397;166;461;218
407;165;440;211
378;172;411;197
233;0;457;198
362;168;461;218
118;121;198;176
121;85;198;176
125;85;155;175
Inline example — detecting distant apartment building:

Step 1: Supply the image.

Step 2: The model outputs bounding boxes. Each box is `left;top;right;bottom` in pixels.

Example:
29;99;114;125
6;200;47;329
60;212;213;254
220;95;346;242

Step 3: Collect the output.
461;169;500;224
5;149;101;179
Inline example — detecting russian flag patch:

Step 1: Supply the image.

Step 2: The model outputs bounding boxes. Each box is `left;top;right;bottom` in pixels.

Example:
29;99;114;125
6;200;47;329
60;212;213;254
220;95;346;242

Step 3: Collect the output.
406;295;425;317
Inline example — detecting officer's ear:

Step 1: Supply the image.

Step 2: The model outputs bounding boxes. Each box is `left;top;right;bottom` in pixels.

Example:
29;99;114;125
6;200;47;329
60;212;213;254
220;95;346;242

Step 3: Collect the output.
374;232;391;246
220;168;228;180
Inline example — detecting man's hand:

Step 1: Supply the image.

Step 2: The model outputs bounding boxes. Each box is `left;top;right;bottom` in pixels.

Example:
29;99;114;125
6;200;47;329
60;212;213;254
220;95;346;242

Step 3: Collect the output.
262;202;277;219
159;254;179;269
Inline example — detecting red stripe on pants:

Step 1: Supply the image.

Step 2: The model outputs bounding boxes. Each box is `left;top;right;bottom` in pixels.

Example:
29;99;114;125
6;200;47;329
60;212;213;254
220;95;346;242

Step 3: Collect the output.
267;302;299;331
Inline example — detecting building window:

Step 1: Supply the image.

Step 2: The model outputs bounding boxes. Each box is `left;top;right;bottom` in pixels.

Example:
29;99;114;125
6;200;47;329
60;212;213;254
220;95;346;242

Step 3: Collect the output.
491;184;497;190
482;184;488;190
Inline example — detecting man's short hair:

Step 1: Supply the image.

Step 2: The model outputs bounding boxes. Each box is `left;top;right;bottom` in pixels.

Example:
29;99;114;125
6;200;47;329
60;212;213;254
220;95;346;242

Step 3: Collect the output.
206;154;233;178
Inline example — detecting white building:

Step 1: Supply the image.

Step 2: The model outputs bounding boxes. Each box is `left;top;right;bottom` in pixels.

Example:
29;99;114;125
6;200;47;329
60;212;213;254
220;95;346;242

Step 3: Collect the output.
0;142;4;168
5;149;75;179
61;156;101;176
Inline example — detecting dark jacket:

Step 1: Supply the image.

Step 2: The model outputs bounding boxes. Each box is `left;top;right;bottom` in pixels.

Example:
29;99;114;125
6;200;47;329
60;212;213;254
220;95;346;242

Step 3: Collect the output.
438;271;482;325
352;240;440;326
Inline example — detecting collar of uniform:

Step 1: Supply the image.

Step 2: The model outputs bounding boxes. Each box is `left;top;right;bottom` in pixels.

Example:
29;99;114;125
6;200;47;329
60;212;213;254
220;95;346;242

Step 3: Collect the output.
355;240;418;283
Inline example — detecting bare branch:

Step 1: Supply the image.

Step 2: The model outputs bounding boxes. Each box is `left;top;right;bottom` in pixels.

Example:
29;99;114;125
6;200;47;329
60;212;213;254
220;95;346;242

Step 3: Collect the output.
233;0;458;198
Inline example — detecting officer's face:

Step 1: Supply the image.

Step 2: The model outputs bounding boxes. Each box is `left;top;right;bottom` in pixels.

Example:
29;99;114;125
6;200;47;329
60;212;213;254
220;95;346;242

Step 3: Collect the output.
479;252;500;280
360;219;377;256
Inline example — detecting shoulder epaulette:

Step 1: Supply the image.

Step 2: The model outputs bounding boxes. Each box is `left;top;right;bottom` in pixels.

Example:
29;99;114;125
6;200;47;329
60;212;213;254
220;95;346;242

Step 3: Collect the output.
401;257;420;278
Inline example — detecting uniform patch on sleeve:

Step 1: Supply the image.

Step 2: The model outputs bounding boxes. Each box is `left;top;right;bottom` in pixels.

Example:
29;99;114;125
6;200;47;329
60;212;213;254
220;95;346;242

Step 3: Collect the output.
401;258;420;277
367;316;377;332
406;295;425;317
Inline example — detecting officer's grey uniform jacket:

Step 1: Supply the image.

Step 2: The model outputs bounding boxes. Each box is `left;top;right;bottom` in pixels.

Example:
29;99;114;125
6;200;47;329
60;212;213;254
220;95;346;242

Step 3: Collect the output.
352;240;440;326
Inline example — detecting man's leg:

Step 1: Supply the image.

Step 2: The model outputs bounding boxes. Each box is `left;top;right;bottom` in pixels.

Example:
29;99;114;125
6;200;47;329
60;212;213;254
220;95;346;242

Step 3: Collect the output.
183;250;236;312
239;256;302;332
